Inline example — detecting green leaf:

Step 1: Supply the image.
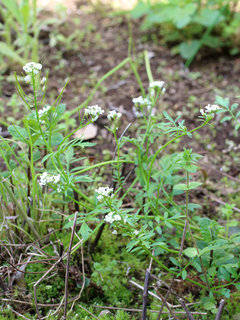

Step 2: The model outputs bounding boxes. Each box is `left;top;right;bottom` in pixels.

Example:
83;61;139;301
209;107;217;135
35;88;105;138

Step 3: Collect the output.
51;132;63;146
174;182;201;191
182;269;187;280
8;125;28;143
179;40;201;60
54;104;66;121
184;247;198;258
41;153;53;163
220;116;232;123
131;1;151;19
169;257;180;267
1;0;22;24
215;96;229;109
188;181;202;190
203;35;223;49
73;175;93;183
79;222;92;240
20;2;30;31
163;111;174;123
172;4;196;29
0;42;25;64
198;217;212;242
174;183;187;190
192;261;202;272
64;147;74;165
204;301;216;311
231;103;238;112
193;8;224;27
236;110;240;118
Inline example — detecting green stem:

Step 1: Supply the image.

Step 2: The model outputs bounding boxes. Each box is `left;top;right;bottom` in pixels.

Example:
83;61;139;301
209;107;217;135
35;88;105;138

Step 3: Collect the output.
72;160;134;176
147;120;209;190
144;50;154;83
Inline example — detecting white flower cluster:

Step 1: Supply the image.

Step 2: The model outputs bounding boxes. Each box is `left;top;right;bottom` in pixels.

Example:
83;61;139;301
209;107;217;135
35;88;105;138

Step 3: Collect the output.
95;186;113;201
132;96;150;106
38;172;61;187
24;75;31;83
104;211;121;223
41;77;47;85
200;104;221;117
132;96;155;117
23;62;42;75
85;105;104;122
149;81;165;89
107;110;122;121
38;105;51;117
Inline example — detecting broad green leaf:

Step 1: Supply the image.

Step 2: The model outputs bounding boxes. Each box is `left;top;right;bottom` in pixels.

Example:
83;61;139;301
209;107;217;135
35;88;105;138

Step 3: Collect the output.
130;1;151;19
174;183;187;190
182;269;187;280
170;257;180;267
188;181;202;190
54;103;66;120
198;217;212;242
192;261;201;272
51;132;63;146
184;247;198;258
0;42;25;64
174;182;201;191
193;8;224;27
142;6;177;27
179;40;201;60
203;301;216;311
79;222;92;240
172;4;196;29
203;35;223;49
8;125;28;143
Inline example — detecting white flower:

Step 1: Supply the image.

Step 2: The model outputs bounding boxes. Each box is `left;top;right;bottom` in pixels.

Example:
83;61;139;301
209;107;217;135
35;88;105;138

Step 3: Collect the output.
104;211;121;223
24;75;31;83
200;104;221;117
85;105;104;122
52;174;61;184
132;96;150;105
95;186;113;201
23;62;42;75
149;81;165;89
38;172;61;187
105;212;114;223
114;214;121;221
112;230;117;235
38;105;51;118
133;230;139;235
107;110;122;121
41;77;47;85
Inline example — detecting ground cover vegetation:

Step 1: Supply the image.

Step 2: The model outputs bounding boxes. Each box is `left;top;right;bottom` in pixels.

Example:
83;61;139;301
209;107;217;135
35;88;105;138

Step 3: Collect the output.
0;0;240;319
131;0;240;66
